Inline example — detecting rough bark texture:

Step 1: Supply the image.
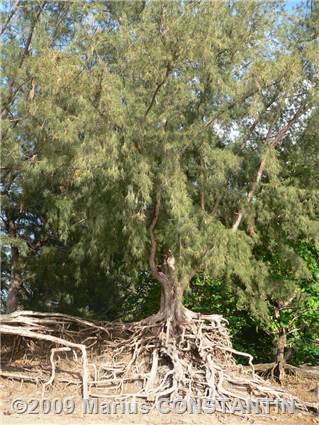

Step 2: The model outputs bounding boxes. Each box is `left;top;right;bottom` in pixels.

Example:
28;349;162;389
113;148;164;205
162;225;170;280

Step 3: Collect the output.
272;328;287;383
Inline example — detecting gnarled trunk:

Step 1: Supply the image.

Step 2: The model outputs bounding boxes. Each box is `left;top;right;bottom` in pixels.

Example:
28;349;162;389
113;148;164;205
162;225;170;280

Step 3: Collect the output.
159;277;186;327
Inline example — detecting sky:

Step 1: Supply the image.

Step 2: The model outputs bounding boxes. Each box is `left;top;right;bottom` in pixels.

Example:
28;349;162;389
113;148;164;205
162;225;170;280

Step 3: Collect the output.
0;1;307;14
284;0;306;12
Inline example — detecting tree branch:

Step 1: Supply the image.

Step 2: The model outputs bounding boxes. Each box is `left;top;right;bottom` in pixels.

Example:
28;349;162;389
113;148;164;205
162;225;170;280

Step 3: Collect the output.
199;156;206;211
144;63;171;119
239;97;278;150
19;1;47;68
0;0;20;36
148;195;168;285
1;1;46;118
203;78;284;131
232;106;306;231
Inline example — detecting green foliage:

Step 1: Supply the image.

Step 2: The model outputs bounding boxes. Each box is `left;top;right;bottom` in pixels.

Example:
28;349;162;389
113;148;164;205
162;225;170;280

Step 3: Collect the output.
236;241;319;365
289;244;319;365
184;275;273;364
122;273;160;322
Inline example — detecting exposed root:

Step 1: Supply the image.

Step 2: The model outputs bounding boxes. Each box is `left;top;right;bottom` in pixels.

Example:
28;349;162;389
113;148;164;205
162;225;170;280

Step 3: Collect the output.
252;362;319;380
0;310;317;414
42;347;71;397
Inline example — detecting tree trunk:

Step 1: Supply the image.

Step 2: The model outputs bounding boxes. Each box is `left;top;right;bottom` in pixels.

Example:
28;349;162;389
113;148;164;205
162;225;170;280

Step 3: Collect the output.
159;278;185;324
273;328;287;382
6;217;22;313
156;253;190;332
148;198;192;331
7;246;22;313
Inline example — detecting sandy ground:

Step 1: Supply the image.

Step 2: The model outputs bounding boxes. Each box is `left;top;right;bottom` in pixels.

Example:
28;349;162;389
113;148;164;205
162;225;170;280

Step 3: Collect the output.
1;391;318;425
1;410;318;425
1;371;318;425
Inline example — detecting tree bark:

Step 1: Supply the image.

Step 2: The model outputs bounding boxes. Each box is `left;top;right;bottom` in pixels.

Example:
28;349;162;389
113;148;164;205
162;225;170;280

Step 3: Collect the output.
273;328;287;382
6;218;23;313
158;261;186;324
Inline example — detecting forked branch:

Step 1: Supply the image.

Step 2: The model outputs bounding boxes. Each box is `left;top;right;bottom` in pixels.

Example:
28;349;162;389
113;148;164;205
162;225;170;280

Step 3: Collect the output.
232;106;306;231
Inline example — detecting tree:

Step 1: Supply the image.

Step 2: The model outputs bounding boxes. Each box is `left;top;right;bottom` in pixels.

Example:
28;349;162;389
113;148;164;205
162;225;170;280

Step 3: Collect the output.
1;1;109;313
1;0;318;402
237;110;319;381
